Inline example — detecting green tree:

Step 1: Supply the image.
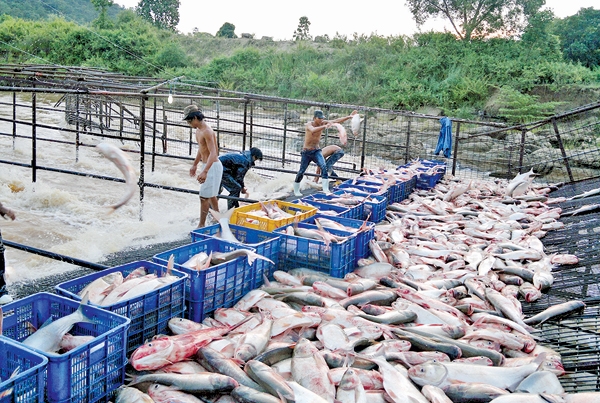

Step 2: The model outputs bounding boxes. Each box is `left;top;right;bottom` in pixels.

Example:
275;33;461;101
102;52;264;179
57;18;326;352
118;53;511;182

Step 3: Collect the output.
406;0;545;40
90;0;115;29
293;16;312;41
136;0;180;31
216;22;237;38
553;7;600;68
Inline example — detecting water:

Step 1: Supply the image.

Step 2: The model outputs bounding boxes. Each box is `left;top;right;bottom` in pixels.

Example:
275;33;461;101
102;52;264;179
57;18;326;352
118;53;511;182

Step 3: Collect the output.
0;93;298;286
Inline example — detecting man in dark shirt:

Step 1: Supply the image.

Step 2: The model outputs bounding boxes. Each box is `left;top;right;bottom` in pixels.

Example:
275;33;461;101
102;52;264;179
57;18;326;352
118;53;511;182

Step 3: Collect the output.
0;202;16;305
219;147;263;209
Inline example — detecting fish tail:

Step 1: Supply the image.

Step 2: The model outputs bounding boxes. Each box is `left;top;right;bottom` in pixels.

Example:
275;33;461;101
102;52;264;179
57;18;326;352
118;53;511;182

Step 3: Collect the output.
77;291;94;323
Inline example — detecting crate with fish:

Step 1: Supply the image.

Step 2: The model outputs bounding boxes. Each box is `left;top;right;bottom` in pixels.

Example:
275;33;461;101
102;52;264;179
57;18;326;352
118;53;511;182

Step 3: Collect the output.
292;197;352;218
300;193;365;220
190;223;280;287
276;222;356;278
332;189;387;223
230;200;317;232
334;180;393;204
0;335;47;403
0;292;130;403
301;213;375;264
153;238;266;322
54;260;187;356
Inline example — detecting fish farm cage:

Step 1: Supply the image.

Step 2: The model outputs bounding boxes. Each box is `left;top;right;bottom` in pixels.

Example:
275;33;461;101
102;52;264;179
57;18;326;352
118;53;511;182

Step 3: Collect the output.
1;64;600;393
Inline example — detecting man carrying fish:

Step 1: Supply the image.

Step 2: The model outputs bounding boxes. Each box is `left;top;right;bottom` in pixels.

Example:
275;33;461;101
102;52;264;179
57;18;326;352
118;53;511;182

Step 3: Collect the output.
219;147;263;210
293;109;357;196
0;201;15;304
184;105;223;228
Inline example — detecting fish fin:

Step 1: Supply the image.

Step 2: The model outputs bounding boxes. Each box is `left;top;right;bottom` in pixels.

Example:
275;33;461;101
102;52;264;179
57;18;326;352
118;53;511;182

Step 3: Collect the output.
77;291;93;324
533;352;548;369
167;254;174;276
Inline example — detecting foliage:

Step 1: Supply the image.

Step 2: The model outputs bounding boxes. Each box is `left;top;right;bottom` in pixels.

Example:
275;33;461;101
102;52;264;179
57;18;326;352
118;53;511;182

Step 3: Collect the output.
90;0;115;29
0;0;123;25
136;0;180;31
293;16;311;41
406;0;545;40
553;7;600;68
216;22;237;38
496;86;563;123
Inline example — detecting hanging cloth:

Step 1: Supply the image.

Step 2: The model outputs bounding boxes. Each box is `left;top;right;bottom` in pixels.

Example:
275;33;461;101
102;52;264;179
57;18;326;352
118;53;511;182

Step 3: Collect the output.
434;117;452;158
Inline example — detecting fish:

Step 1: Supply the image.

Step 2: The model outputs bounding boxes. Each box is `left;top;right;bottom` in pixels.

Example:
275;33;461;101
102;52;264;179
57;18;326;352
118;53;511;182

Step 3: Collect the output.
563;203;600;216
115;385;154;403
407;353;546;391
515;371;565;394
209;208;240;243
129;317;250;370
568;187;600;200
442;384;509;402
287;380;331;403
22;292;93;353
95;142;138;212
351;113;362;136
524;300;586;326
211;249;274;266
245;359;296;402
146;383;205;403
336;367;368;403
331;122;348;146
421;385;453;403
291;338;336;402
126;372;239;393
59;333;95;352
234;315;273;362
231;385;282;403
78;271;123;305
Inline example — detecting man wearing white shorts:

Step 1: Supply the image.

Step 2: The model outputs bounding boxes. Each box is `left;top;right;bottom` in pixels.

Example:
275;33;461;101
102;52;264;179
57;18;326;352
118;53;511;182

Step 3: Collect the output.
184;105;223;228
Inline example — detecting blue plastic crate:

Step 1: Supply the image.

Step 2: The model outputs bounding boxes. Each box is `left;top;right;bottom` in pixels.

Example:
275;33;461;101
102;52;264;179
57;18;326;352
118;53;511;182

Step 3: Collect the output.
153;239;255;323
276;222;356;278
333;190;387;223
0;335;47;403
301;213;375;264
1;292;130;403
405;176;417;196
190;224;280;288
293;198;352;218
55;261;187;356
301;193;365;220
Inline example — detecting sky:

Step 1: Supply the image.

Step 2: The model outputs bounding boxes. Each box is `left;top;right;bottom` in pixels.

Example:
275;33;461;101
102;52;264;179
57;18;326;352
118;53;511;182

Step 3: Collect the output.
113;0;599;41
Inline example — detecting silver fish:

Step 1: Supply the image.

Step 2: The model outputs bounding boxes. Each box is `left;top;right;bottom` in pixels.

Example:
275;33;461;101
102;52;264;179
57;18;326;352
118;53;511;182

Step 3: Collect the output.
23;293;93;353
96;142;138;211
209;208;239;243
524;300;586;326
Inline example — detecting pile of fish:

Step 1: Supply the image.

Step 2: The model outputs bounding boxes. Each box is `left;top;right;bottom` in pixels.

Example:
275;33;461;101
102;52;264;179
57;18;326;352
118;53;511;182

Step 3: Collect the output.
78;261;180;307
116;173;597;402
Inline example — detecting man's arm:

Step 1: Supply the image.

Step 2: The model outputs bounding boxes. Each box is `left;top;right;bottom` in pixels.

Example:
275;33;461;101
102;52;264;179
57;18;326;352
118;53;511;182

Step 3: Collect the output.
330;110;358;124
189;130;203;177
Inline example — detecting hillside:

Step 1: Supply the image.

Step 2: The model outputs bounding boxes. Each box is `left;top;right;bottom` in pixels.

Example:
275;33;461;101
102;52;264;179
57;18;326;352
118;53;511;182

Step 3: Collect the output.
0;0;124;25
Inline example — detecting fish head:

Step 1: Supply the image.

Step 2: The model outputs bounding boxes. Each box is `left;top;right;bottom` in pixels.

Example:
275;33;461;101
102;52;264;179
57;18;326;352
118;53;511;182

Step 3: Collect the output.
234;344;257;363
129;338;175;371
292;338;318;358
146;383;172;399
542;358;565;376
407;362;448;387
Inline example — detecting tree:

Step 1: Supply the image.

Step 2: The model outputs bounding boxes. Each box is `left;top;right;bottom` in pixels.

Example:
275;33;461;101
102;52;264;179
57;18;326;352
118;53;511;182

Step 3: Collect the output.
406;0;545;41
90;0;114;29
293;16;312;41
216;22;237;38
136;0;180;31
553;7;600;68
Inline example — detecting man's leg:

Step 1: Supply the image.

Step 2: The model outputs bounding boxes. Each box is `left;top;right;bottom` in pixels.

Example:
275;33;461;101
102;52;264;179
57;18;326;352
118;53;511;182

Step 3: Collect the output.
221;173;242;209
0;233;12;304
198;197;210;228
326;150;345;178
295;151;312;183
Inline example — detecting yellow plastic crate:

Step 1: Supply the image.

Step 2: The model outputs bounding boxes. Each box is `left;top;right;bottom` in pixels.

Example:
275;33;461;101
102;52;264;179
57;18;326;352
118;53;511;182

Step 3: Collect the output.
231;200;317;232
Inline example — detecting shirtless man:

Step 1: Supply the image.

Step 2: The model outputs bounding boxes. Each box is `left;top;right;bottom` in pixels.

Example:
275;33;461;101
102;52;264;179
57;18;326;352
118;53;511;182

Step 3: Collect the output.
184;105;223;228
293;109;357;196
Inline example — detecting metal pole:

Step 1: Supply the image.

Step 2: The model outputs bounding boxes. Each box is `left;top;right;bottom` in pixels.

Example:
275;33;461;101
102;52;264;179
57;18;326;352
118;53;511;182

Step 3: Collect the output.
451;121;460;176
282;103;288;167
139;96;146;220
404;117;411;164
552;117;574;182
75;94;80;163
249;101;254;149
162;105;168;154
216;91;221;148
151;94;157;172
518;129;527;175
3;240;108;271
360;112;367;170
32;91;37;183
242;100;248;151
11;91;16;148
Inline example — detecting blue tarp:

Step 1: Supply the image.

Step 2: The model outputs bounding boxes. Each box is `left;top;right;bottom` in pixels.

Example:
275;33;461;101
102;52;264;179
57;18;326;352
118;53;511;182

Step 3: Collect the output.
434;117;452;158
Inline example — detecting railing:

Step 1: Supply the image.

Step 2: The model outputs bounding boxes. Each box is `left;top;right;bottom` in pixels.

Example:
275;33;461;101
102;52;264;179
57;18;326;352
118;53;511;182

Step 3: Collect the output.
1;66;599;220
